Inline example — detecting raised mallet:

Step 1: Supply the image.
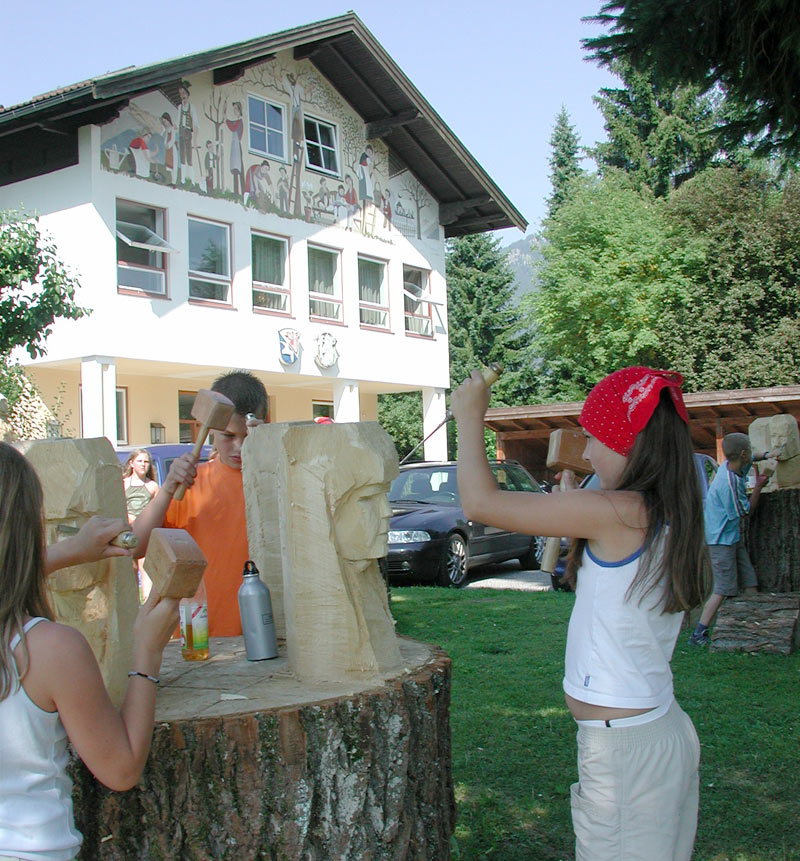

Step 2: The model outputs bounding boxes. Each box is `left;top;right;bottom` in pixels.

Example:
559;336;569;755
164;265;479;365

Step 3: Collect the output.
399;362;503;465
173;389;235;501
539;428;591;576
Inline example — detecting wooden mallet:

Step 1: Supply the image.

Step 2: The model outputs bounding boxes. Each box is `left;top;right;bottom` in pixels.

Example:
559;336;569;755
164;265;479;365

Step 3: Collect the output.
143;528;207;598
539;428;591;576
173;389;235;501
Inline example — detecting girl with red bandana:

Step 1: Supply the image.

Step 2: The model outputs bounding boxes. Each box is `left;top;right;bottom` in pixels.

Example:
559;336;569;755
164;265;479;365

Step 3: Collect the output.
452;367;710;861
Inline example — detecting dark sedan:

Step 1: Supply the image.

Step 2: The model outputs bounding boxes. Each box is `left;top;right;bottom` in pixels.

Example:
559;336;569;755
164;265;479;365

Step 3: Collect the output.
386;461;546;587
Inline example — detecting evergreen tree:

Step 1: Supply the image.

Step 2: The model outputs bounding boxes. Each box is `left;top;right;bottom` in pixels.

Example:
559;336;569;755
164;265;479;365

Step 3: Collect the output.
591;59;720;196
585;0;800;158
546;107;582;218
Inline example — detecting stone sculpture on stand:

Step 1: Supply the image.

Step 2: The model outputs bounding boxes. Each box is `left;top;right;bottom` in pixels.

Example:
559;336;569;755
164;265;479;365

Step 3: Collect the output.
16;437;138;705
749;414;800;491
243;421;402;683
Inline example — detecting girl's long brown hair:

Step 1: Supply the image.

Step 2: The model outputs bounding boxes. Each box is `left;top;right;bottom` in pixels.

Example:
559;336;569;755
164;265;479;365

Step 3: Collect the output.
565;391;711;613
0;443;54;700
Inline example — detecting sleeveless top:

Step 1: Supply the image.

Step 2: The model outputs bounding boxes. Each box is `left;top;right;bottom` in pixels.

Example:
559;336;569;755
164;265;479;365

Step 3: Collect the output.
563;542;683;710
125;481;154;520
0;618;82;860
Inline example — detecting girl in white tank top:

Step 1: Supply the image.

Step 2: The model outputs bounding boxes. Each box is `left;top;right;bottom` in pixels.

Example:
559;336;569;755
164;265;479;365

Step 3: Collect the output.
452;367;711;861
0;443;180;859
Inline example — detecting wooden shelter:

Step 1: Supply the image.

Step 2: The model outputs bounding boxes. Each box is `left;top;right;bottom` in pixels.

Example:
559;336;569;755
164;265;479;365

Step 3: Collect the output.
486;385;800;483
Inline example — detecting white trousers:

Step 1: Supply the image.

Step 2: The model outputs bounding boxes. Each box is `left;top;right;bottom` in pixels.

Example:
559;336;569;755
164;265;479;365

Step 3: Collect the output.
571;700;700;860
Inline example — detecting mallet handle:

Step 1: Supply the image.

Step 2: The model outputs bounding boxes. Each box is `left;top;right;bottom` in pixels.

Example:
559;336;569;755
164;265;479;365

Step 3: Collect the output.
539;469;574;576
172;421;212;501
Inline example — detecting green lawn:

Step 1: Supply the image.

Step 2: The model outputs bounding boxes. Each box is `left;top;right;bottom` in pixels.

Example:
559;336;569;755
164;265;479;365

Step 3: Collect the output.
391;586;800;861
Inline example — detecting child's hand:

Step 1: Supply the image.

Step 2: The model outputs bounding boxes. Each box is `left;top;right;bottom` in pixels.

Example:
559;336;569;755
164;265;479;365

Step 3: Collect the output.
75;516;131;562
164;453;197;496
450;370;491;423
133;590;180;669
754;469;768;490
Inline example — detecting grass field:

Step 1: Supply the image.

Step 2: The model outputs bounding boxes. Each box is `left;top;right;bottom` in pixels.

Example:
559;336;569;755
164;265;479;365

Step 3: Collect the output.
390;586;800;861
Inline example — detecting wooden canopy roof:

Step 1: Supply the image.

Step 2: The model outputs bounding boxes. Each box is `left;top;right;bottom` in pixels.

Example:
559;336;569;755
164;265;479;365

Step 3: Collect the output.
486;385;800;480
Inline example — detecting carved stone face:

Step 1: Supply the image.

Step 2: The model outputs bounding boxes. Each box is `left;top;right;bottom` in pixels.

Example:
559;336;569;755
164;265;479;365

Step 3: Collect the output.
334;482;392;562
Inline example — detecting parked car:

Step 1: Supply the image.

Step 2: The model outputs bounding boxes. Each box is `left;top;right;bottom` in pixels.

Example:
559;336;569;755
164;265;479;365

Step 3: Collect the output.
386;460;547;587
115;443;213;485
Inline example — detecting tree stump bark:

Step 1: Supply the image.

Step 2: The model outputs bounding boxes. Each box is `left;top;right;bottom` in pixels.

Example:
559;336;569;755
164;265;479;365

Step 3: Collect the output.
69;636;455;859
710;593;800;655
746;489;800;591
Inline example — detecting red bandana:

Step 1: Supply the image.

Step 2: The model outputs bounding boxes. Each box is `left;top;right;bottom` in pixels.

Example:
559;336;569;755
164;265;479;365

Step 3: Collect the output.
579;367;689;456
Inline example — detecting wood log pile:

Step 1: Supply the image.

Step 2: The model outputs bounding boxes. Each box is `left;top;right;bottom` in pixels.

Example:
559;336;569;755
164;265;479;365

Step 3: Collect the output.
711;593;800;655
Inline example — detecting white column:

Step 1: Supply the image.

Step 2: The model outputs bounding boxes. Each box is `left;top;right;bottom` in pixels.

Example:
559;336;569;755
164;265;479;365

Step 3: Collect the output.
422;387;448;462
80;356;117;444
333;379;360;423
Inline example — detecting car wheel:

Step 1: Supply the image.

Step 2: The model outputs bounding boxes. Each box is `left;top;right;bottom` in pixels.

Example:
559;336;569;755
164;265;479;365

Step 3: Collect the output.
518;535;546;570
438;533;469;587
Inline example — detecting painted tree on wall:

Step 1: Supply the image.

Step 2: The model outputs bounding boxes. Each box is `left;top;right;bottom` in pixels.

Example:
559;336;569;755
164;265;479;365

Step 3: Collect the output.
399;177;429;240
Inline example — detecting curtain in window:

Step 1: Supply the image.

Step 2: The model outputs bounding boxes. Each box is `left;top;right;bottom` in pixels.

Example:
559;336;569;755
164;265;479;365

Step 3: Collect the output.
309;249;335;295
252;236;284;285
359;260;384;304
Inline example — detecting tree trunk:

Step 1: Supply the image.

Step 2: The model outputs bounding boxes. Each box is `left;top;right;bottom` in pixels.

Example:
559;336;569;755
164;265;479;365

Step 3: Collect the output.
746;488;800;591
70;637;455;859
710;593;800;655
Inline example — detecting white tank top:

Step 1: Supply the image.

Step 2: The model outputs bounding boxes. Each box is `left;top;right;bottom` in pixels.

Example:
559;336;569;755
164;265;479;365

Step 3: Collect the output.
562;543;684;710
0;618;82;860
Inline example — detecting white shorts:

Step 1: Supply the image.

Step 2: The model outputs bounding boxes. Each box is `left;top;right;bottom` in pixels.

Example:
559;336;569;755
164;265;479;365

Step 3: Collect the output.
571;700;700;861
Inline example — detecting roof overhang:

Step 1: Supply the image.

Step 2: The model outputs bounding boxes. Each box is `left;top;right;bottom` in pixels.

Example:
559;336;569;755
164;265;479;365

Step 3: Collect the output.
486;385;800;469
0;14;526;237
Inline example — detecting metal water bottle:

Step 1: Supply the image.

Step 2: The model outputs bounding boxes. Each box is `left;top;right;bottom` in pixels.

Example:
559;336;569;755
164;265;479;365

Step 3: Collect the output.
238;561;278;660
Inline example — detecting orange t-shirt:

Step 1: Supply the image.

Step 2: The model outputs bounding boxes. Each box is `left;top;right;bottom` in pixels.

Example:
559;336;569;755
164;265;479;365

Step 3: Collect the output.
164;458;247;636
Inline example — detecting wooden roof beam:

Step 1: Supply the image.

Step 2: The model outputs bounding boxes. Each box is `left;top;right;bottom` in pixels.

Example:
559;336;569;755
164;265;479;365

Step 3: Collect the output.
439;195;493;225
365;108;420;139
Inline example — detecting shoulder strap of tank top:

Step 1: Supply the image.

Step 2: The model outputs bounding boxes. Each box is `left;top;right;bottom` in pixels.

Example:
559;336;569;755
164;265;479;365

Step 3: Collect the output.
10;616;48;651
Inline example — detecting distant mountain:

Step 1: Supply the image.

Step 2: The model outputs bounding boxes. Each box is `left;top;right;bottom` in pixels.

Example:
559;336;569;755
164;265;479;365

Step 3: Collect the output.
503;234;543;299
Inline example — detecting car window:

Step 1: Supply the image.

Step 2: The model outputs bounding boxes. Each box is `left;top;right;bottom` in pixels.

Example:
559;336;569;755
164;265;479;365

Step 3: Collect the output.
492;463;541;493
389;467;458;504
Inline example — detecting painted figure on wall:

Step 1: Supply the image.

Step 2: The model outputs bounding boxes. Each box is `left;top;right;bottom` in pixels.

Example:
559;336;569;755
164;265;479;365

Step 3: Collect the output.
244;160;273;210
204;140;217;195
283;72;305;216
224;100;244;198
128;131;155;178
277;165;290;214
160;112;177;183
177;80;198;184
344;174;358;230
381;186;392;229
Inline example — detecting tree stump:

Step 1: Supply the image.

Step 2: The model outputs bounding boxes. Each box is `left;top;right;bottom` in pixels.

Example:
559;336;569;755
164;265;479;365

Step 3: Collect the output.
746;489;800;591
69;636;455;859
710;593;800;655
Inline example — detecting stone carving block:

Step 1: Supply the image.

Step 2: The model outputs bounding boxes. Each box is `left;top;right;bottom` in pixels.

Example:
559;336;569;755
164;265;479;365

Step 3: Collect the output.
143;528;207;598
749;415;800;491
244;422;402;683
16;437;138;705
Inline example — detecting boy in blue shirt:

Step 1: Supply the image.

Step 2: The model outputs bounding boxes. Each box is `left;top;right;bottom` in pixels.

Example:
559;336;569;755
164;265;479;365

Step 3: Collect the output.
689;432;774;645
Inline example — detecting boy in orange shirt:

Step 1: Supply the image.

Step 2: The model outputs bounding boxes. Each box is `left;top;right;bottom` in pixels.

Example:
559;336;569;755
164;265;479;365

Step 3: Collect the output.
132;371;267;636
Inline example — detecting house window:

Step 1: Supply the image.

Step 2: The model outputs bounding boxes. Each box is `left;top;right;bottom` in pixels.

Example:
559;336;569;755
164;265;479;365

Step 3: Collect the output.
252;233;290;314
188;217;231;302
116;200;174;295
116;387;128;445
179;391;200;443
308;245;342;321
247;95;286;161
403;265;433;337
358;256;389;329
304;116;339;175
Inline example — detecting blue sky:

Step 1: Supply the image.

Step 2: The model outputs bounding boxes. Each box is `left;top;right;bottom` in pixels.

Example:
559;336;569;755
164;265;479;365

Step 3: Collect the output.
1;0;617;242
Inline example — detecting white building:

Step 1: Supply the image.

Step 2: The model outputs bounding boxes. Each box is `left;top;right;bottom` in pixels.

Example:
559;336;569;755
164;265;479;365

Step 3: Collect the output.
0;14;525;457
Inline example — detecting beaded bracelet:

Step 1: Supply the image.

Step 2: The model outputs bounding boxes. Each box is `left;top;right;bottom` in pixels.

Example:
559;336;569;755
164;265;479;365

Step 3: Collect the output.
127;670;160;685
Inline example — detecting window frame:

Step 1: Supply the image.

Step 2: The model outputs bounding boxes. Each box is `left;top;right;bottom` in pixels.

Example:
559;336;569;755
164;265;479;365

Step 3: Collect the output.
251;231;291;316
307;243;344;323
357;254;390;331
116;199;174;298
403;265;434;338
303;115;340;177
115;387;128;446
187;215;232;306
246;93;288;163
178;390;201;443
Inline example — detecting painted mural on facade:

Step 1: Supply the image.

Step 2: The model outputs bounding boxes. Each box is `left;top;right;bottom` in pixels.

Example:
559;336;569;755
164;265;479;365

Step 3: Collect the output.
99;54;440;243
